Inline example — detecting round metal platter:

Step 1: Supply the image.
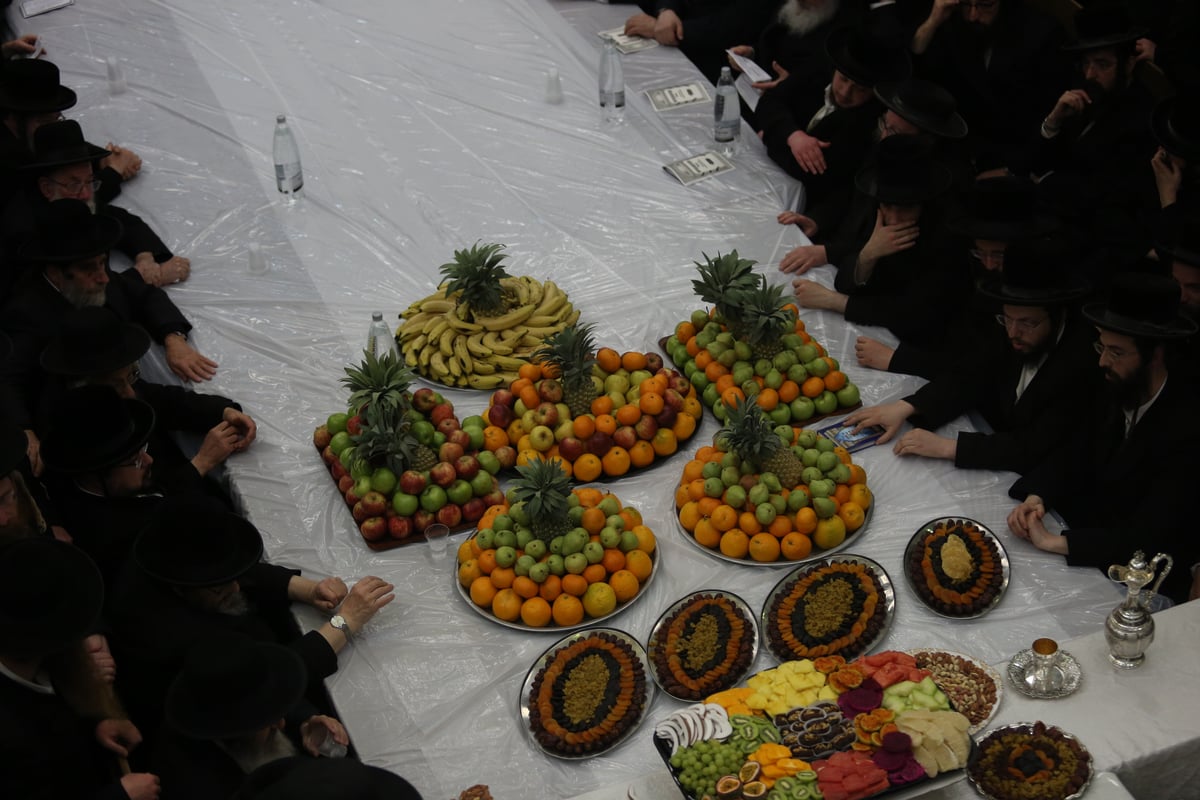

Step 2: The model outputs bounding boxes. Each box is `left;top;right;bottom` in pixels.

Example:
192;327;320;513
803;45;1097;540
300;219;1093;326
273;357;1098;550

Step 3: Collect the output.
673;502;873;568
645;589;760;701
518;627;656;760
759;553;895;663
909;648;1005;735
902;517;1011;619
1007;648;1083;700
967;722;1093;800
452;529;658;632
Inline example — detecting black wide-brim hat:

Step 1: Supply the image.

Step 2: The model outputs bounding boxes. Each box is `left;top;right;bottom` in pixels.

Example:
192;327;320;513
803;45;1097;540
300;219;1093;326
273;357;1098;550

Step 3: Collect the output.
855;134;952;205
166;638;307;740
0;59;77;113
135;496;264;587
40;385;155;474
947;175;1060;241
977;238;1090;307
1062;4;1146;53
236;757;426;800
0;538;103;658
23;119;111;172
1083;273;1198;339
825;26;911;89
874;79;968;139
19;199;123;264
1157;227;1200;270
1151;96;1200;162
41;307;152;376
2;423;29;475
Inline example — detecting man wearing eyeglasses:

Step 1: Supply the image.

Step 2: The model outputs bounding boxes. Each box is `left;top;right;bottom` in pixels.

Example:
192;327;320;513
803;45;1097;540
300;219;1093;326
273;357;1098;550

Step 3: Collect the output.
841;239;1099;474
1007;273;1200;605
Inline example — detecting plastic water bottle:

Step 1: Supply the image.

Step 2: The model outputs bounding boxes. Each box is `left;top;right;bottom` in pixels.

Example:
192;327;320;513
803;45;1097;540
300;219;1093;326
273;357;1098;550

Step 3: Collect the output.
714;67;740;155
366;312;399;359
598;40;625;123
273;114;304;200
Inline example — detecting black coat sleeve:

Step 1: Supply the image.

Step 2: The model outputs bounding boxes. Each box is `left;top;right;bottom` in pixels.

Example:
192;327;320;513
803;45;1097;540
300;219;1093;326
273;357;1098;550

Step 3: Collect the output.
108;269;191;343
137;382;238;433
100;205;173;263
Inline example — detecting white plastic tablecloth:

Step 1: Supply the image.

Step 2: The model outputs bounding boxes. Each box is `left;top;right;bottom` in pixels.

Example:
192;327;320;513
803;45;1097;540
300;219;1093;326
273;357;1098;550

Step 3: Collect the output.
16;1;1165;797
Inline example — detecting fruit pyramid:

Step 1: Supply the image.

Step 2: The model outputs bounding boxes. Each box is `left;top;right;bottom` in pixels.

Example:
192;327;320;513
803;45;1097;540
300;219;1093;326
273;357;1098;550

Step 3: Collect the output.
483;322;704;480
457;463;658;628
396;242;580;390
674;397;873;564
663;251;861;425
312;351;506;549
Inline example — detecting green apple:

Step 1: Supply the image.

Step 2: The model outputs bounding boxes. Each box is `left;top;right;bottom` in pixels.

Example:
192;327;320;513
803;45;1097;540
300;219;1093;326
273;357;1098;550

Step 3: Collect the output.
813;390;838;416
598;495;621;517
494;546;517;568
815;437;836;453
802;448;821;467
817;451;840;472
546;554;565;575
755;503;777;526
787;490;809;511
525;539;547;560
770;493;787;514
701;461;722;479
723;484;747;509
605;514;624;532
721;466;741;487
329;431;353;456
789;397;815;421
600;527;622;548
528;562;550;583
515;554;536;577
796;430;818;449
475;529;495;549
734;341;753;362
411;420;436;445
564;553;588;574
392;492;419;516
583;541;605;564
768;406;792;426
731;362;755;386
620;531;640;552
326;413;349;435
704;477;725;498
516;528;534;549
836;384;861;407
477;451;501;475
491;513;513;531
787;363;809;384
764;368;784;390
754;358;773;377
807;358;830;378
494;529;517;549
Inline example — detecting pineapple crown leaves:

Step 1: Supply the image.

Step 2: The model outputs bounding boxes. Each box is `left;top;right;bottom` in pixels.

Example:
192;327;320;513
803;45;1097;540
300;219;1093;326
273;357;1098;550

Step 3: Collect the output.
350;401;413;476
692;250;760;323
439;241;511;313
341;350;414;415
537;322;598;382
721;395;785;468
734;276;797;345
510;458;573;538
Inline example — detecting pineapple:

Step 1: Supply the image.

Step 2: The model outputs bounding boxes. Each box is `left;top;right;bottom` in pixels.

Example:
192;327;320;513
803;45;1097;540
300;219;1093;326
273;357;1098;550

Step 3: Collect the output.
692;250;759;330
737;276;797;359
349;403;435;475
722;397;804;488
342;350;413;415
439;242;512;318
537;323;598;418
509;458;574;543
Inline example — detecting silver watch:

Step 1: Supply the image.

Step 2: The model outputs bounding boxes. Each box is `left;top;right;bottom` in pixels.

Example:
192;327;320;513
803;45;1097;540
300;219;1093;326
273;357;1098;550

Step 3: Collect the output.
329;614;351;637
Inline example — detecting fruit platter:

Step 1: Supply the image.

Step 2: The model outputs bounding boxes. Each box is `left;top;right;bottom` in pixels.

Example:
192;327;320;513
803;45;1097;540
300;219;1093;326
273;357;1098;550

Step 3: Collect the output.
903;518;1010;619
662;252;862;426
655;650;987;800
519;627;653;759
967;722;1092;800
647;590;760;701
396;242;580;389
483;322;705;480
455;468;658;630
312;352;505;550
761;556;895;663
675;400;873;566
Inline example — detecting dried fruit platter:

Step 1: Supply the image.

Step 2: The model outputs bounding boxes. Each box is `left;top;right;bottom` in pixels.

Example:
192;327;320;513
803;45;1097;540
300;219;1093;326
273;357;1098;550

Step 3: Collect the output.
903;517;1010;619
519;628;654;760
647;590;759;701
967;722;1093;800
909;650;1002;735
761;555;895;663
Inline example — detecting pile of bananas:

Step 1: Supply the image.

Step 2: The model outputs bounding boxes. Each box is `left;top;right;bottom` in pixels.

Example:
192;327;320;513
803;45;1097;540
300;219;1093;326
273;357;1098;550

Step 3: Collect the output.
397;276;579;389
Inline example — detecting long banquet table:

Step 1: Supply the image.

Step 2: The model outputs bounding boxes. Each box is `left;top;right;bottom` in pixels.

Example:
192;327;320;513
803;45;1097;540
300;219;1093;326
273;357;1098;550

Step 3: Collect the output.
21;0;1195;797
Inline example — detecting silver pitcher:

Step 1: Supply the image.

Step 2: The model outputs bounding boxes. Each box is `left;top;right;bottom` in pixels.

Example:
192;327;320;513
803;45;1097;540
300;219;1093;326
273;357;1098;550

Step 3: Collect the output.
1105;550;1172;669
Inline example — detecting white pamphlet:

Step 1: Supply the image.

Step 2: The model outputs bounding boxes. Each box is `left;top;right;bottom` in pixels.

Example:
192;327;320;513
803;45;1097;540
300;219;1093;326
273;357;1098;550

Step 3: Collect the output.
599;28;659;54
663;152;735;185
646;82;711;112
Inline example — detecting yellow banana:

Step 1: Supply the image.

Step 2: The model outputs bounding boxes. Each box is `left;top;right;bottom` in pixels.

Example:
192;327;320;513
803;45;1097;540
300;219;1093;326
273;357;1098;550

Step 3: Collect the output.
418;344;435;370
467;373;505;390
472;360;496;375
489;353;528;372
465;332;491;359
481;331;513;355
447;354;463;378
446;314;481;334
418;298;455;315
430;351;450;377
423;316;450;339
453;336;474;374
438;328;456;357
531;281;561;317
404;348;419;368
478;303;536;332
524;276;544;310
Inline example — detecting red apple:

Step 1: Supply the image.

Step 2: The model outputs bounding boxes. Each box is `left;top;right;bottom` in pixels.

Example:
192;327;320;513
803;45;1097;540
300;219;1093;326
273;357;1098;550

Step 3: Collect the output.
634;415;658;441
436;503;463;527
439;441;465;464
352;500;370;523
491;388;515;408
532;401;559;428
360;517;387;541
454;455;480;480
362;491;388;517
461;496;487;523
412;509;435;533
587;431;614;456
345;488;364;507
436;416;460;436
669;373;691;396
430;461;457;487
612;426;638;451
558;436;587;462
329;458;348;480
346;415;364;436
447;428;472;450
487;403;514;428
412;388;438;412
430;403;456;426
536;378;564;403
337;474;355;494
483;488;506;509
645;352;663;372
399;470;426;495
739;474;759;492
664;388;685;412
314;425;332;450
656;405;678;428
321;445;338;466
388;515;413;540
493;445;517;469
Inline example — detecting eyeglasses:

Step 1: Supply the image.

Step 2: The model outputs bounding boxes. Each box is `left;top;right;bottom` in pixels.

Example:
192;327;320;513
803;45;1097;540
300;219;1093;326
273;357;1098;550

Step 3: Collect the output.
115;444;149;469
47;177;101;195
1093;341;1132;360
995;314;1045;333
969;248;1005;264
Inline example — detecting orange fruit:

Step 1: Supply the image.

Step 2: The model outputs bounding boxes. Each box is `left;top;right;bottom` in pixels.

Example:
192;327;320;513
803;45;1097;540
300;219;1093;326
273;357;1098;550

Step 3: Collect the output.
838;501;866;532
581;506;607;535
850;484;873;510
833;484;852;506
693;350;713;370
518;362;543;382
651;429;678;457
739;511;762;535
609;569;640;603
601;548;626;573
469;576;498;607
552;593;585;627
641;375;668;396
716;373;737;396
483;425;509;452
813;516;847;550
625;549;654;582
518;385;541;411
477;504;506;533
616;403;642;426
573;453;603;483
801;377;824;398
672;412;697;441
595;413;617;435
512;576;539;599
711;504;738;532
682;459;705;483
696;496;721;517
704;361;728;382
824;370;848;392
477;549;498;575
834;446;852;465
768;515;793;538
719;529;751;559
778;380;800;403
629;440;656;467
794;507;818;535
749;532;781;562
572;415;596;440
561;574;589;597
574;486;604;507
539;574;563;602
632;525;656;554
721;386;746;407
590;395;614;416
675;320;697;342
848;464;867;485
679;501;702;531
582;582;618;618
520;597;552;627
458;539;477;563
490;567;516;589
491;588;522;621
458;559;482;587
755;388;779;411
683;396;703;418
685;336;701;357
621;351;648;372
675;484;691;508
510;377;532;397
582;563;608;584
639;392;665;416
596;347;621;374
780;532;813;561
601;447;631;476
693;517;721;549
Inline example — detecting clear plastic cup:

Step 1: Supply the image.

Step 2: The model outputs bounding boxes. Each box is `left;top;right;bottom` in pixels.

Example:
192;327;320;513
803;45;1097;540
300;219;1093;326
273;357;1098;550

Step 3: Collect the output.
424;523;450;558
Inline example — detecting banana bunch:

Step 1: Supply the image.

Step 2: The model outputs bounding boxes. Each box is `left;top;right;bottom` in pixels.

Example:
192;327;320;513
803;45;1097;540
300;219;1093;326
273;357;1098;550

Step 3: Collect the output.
397;276;579;389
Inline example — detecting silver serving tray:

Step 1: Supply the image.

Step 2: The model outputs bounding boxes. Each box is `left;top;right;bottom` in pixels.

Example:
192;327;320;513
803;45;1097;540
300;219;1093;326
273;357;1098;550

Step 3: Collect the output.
452;528;658;633
910;648;1005;735
673;501;873;567
646;589;759;701
1007;648;1083;700
967;722;1093;800
902;517;1010;619
518;627;656;760
760;553;895;663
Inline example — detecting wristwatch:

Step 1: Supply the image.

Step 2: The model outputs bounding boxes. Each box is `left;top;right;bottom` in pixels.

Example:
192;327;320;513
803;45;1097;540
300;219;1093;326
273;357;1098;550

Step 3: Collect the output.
329;614;351;638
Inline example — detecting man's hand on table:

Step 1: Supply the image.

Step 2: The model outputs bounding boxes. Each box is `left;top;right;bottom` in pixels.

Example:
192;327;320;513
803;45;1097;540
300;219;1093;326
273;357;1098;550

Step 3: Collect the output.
653;9;684;45
779;244;827;275
165;334;218;382
892;428;956;460
854;336;894;371
623;13;656;39
792;279;847;313
843;400;913;444
777;211;819;237
786;131;830;175
337;576;396;635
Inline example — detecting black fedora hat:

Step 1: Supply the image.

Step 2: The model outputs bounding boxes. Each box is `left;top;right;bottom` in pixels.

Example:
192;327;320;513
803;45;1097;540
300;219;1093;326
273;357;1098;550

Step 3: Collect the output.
977;238;1090;307
135;496;263;587
1083;273;1198;339
236;758;426;800
1151;96;1200;162
19;199;123;264
947;176;1060;241
0;59;77;113
825;25;911;89
1062;4;1146;53
855;134;952;204
2;423;27;475
0;537;103;658
41;307;151;377
166;638;307;740
874;79;968;139
1157;225;1200;270
40;385;155;473
24;119;110;172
